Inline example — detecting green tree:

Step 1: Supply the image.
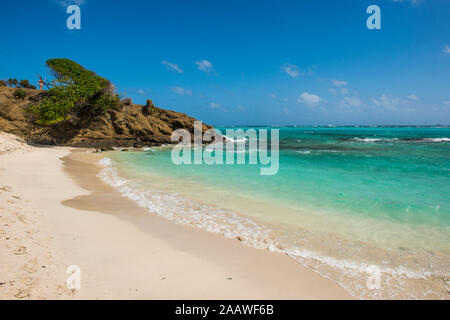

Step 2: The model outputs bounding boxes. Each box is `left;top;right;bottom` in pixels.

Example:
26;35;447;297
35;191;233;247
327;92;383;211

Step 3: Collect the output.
0;80;6;87
28;59;119;125
19;79;36;89
7;78;18;87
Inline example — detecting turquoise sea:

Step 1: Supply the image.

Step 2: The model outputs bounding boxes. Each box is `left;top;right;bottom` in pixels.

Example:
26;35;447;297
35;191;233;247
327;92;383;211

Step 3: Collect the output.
99;127;450;299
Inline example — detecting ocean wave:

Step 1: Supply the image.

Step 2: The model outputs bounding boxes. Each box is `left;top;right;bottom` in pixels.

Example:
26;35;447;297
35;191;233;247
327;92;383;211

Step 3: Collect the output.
285;248;434;280
296;150;311;155
350;137;450;143
351;137;399;143
419;138;450;143
222;135;248;143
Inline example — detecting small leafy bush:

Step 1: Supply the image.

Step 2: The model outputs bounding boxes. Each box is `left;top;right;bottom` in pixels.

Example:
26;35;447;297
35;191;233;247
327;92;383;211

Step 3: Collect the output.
122;97;133;106
0;80;6;87
13;88;26;100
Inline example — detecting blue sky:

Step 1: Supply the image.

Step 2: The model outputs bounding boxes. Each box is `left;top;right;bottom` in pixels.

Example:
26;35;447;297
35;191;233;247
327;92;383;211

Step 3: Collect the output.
1;0;449;126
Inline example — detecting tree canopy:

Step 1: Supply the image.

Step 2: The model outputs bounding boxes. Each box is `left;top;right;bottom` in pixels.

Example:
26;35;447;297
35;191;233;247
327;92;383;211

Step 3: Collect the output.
28;58;119;125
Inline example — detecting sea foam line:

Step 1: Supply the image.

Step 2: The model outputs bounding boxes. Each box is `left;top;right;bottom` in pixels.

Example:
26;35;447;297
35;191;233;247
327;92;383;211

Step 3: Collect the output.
351;137;450;143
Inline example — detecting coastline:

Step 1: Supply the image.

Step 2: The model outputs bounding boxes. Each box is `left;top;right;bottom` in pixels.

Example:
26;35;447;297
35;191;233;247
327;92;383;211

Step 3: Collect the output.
0;133;352;299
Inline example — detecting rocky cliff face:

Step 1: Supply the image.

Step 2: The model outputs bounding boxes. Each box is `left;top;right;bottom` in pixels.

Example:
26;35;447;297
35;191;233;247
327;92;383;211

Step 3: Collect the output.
0;87;211;149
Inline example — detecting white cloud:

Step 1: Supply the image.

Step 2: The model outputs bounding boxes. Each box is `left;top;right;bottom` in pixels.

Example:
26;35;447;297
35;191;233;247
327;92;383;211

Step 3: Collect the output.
372;94;415;111
236;105;244;111
297;92;322;108
329;87;349;95
372;94;400;110
332;80;348;87
443;45;450;54
339;96;363;110
407;94;419;100
268;93;277;99
138;89;145;95
171;87;192;95
195;60;214;73
162;60;183;74
443;101;450;107
281;63;303;78
210;102;220;109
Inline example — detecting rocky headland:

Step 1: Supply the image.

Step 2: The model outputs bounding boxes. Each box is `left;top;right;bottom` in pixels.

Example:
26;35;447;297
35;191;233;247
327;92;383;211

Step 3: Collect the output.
0;86;211;150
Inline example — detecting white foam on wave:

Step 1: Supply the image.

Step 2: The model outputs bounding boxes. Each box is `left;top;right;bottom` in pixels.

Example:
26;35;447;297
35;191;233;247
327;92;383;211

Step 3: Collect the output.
420;137;450;142
98;157;113;166
351;137;399;143
351;137;450;143
285;248;434;280
221;134;248;143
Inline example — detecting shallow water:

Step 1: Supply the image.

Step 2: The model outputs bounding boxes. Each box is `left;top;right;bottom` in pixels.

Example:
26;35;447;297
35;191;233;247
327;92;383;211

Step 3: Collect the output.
99;127;450;299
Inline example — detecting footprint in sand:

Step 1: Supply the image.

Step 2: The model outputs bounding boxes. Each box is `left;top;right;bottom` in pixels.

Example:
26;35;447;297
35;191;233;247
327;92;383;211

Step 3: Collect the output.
23;276;37;287
13;246;28;256
22;258;38;274
14;288;30;299
0;186;12;192
14;212;29;224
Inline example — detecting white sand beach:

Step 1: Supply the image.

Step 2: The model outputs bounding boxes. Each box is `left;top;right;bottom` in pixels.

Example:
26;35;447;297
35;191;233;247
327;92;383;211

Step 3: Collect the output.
0;132;351;299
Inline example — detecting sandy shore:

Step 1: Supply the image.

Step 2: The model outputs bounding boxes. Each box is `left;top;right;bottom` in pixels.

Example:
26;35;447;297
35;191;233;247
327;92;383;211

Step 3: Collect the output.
0;133;352;299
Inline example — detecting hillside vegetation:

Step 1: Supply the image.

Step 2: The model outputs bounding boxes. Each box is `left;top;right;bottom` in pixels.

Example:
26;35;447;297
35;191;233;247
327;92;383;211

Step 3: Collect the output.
0;59;211;149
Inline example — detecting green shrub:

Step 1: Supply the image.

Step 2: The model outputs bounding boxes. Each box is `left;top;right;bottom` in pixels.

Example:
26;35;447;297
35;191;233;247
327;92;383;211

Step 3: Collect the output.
13;88;26;100
90;92;121;114
27;59;119;125
0;80;6;87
